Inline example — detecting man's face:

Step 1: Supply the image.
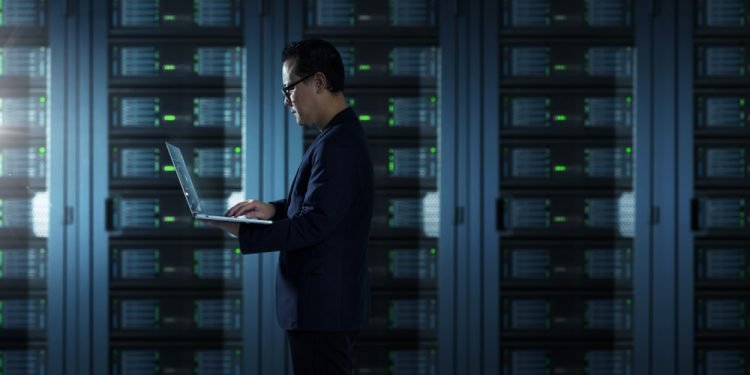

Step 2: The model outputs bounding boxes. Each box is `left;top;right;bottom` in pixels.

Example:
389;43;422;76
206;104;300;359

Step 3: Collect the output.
282;59;313;126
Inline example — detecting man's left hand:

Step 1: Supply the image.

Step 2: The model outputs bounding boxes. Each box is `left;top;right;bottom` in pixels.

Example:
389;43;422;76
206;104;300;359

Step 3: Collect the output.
199;220;240;237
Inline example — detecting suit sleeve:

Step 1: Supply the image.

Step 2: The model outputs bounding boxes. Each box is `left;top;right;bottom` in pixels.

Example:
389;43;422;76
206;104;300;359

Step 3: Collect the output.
237;139;355;253
268;198;287;220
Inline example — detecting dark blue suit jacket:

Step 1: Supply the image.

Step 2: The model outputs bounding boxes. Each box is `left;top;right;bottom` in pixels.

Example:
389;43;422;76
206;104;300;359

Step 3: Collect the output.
238;107;373;331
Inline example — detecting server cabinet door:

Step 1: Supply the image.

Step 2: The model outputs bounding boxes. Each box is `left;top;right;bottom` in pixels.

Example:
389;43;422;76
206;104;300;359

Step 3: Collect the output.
496;1;641;374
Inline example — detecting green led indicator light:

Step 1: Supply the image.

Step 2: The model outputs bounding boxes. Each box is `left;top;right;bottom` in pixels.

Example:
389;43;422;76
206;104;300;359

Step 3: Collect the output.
430;147;437;154
388;161;395;173
626;299;632;305
359;115;371;121
163;165;176;172
626;147;632;153
234;147;242;153
235;248;241;255
163;216;176;223
554;115;567;121
39;96;47;104
626;96;632;104
388;105;395;113
554;216;567;223
38;147;46;154
358;64;371;71
741;98;747;106
348;98;356;106
163;114;176;121
430;96;437;104
163;64;176;71
554;165;567;172
388;118;395;126
430;248;437;255
163;14;176;21
553;64;567;71
554;14;568;21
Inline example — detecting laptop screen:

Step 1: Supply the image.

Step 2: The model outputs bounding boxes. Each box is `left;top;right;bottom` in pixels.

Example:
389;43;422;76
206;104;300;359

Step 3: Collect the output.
165;142;202;215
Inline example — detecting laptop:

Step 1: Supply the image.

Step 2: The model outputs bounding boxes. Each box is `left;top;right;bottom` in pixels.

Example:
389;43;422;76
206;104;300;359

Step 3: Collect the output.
165;142;272;225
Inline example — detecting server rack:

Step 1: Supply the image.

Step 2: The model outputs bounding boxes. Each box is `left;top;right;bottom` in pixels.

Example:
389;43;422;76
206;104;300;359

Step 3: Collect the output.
497;0;638;373
97;1;247;373
302;1;441;373
0;0;59;373
691;0;750;373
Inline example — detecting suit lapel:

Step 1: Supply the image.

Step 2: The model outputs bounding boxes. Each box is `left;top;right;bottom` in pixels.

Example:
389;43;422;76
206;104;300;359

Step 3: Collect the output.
286;141;313;209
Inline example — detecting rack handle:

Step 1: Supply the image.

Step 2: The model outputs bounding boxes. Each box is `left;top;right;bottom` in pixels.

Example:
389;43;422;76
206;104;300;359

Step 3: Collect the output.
496;199;504;231
690;198;700;231
105;198;114;231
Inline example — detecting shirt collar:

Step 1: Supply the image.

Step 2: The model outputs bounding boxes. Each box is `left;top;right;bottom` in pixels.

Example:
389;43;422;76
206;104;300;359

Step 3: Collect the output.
322;107;355;132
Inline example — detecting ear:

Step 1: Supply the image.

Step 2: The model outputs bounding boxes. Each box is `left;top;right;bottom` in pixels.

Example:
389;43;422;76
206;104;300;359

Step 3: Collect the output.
314;72;328;92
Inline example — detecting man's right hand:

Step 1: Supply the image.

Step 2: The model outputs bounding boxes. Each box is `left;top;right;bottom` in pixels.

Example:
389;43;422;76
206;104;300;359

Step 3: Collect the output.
225;199;276;220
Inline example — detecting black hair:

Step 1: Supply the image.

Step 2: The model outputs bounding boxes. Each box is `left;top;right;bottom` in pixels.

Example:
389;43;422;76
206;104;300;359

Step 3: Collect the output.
282;39;345;93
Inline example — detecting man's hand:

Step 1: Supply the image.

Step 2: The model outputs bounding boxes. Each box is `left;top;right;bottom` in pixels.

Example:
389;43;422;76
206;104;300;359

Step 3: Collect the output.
225;199;276;220
200;220;241;237
203;199;274;237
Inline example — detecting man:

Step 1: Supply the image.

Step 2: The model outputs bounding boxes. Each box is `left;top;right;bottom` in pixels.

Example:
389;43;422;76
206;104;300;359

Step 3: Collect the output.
204;39;374;375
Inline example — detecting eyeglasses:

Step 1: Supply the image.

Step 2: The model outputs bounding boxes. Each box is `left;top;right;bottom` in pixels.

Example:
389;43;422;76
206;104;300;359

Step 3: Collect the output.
282;73;315;102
